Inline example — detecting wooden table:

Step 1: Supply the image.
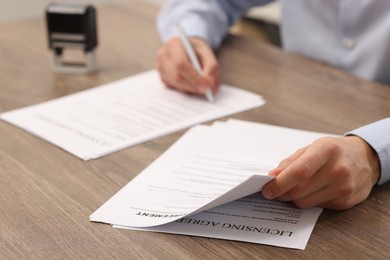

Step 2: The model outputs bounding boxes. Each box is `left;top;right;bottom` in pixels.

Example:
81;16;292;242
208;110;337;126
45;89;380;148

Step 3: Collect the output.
1;2;389;259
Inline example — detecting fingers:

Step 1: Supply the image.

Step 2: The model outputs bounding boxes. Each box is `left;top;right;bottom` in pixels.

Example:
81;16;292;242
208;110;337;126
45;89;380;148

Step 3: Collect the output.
156;37;220;96
262;138;332;200
268;147;307;177
291;186;354;210
194;40;220;94
293;179;365;210
292;186;336;209
261;136;380;210
156;38;203;93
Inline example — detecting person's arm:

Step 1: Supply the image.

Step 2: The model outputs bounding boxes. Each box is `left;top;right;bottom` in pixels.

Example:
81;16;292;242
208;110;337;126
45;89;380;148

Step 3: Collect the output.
261;118;390;210
346;118;390;184
157;0;273;49
155;0;273;96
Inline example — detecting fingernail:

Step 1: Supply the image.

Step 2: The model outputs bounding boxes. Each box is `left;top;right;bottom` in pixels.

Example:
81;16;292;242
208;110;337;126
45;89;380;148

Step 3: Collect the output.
268;169;278;177
262;189;273;200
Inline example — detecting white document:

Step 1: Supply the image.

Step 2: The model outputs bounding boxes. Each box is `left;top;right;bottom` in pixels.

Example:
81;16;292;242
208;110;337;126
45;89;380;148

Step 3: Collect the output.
90;120;330;249
0;70;264;160
116;194;322;250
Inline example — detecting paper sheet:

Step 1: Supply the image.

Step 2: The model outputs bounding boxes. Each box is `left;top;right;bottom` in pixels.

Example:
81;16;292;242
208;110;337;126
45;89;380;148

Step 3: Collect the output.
90;120;330;249
116;193;322;249
0;70;264;160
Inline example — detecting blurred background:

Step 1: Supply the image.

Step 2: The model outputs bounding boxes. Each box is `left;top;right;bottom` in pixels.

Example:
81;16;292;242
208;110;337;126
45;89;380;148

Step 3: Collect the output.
0;0;281;45
0;0;151;22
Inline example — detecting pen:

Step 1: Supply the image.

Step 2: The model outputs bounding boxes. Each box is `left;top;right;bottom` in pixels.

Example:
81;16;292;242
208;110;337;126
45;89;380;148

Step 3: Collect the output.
176;23;214;103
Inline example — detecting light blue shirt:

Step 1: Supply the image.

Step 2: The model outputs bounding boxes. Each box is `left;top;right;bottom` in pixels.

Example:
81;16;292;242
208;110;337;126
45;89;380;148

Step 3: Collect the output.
157;0;390;184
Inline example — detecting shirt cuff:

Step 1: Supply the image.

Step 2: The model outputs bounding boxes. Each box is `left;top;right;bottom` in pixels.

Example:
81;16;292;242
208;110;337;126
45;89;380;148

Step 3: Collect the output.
346;118;390;185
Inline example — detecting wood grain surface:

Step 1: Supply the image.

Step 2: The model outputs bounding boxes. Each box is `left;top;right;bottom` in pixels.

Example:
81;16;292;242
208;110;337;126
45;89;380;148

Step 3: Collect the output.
0;2;389;259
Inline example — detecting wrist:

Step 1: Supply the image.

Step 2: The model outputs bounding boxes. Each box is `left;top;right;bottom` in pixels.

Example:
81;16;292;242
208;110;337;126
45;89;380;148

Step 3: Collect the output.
348;136;380;186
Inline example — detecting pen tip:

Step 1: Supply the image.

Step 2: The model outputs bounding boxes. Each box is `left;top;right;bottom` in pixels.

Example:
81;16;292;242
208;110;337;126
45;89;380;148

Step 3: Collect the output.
205;89;214;103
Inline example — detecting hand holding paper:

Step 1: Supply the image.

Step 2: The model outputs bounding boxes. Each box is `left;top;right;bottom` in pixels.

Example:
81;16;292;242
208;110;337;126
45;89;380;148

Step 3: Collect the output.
90;120;328;249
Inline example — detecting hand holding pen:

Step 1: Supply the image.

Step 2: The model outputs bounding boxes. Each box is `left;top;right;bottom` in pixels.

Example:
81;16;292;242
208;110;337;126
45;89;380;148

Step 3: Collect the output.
156;24;220;102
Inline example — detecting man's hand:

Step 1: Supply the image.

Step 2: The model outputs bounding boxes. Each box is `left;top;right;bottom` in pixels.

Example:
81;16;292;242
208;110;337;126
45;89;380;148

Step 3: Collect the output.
156;37;220;95
261;136;380;210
